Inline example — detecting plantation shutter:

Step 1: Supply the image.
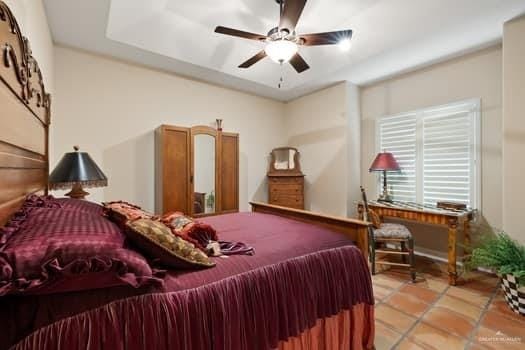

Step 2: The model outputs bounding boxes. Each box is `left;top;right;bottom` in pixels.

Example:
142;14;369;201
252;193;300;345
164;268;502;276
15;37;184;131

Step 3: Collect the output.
378;114;418;202
377;99;479;208
422;103;477;206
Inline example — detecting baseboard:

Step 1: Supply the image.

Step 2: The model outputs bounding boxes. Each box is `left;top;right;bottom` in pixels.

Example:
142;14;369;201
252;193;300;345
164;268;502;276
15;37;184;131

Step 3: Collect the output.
414;247;452;264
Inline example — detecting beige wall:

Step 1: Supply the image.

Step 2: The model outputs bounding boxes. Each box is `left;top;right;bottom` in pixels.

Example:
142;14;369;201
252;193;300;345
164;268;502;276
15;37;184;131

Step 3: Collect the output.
4;0;54;93
51;47;286;213
360;45;503;257
284;82;360;217
503;15;525;244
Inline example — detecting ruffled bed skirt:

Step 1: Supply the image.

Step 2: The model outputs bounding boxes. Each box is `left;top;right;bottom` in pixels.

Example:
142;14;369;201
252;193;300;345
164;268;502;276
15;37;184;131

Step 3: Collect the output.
12;305;374;350
11;247;374;350
278;305;374;350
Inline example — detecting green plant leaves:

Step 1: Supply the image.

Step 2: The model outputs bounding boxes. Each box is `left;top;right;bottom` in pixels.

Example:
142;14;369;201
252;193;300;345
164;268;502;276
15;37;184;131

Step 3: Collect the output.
469;232;525;286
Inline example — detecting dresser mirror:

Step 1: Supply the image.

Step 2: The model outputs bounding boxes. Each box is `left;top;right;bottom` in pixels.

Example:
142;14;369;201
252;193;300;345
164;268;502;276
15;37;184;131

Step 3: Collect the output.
193;133;216;215
273;148;296;170
269;147;302;175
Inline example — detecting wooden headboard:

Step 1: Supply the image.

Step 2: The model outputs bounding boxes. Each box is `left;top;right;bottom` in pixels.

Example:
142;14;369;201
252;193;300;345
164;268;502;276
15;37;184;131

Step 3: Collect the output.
0;1;51;226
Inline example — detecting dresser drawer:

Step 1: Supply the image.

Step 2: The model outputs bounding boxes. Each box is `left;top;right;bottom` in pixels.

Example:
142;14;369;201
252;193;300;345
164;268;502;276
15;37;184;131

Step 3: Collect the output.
270;184;302;195
269;196;303;209
267;175;304;210
268;176;304;185
270;191;304;201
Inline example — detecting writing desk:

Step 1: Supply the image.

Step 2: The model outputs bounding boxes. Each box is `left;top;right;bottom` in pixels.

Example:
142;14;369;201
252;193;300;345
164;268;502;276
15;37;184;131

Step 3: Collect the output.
358;200;475;285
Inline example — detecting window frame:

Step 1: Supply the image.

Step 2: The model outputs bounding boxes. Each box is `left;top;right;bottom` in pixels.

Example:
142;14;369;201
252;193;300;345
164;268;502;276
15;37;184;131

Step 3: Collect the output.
375;98;481;210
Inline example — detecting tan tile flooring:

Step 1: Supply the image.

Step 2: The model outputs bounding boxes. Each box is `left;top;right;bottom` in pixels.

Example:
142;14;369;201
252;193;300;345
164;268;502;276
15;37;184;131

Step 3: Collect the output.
372;256;525;350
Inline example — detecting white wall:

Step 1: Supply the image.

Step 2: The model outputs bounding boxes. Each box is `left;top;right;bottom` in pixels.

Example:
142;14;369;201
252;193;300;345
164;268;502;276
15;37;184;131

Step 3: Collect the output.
503;15;525;244
284;82;361;217
346;84;362;217
360;45;503;257
4;0;54;93
51;47;285;213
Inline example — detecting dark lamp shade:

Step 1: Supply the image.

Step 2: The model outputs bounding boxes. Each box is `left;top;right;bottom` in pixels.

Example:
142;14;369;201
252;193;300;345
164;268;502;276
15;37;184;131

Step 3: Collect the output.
369;152;400;172
49;151;107;190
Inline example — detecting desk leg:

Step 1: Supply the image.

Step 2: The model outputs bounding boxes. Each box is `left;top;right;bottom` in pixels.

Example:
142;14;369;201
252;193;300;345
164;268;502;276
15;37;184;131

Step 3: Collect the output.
448;218;458;286
464;219;471;248
463;218;471;262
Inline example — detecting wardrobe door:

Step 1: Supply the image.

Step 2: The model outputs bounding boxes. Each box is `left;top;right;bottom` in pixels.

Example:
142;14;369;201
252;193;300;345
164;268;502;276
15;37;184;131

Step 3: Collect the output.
219;132;239;213
156;125;191;214
190;126;218;217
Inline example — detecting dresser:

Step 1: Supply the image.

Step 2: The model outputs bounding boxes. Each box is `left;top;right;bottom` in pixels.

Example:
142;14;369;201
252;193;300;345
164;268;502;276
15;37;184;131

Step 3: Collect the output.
268;175;305;209
267;147;305;210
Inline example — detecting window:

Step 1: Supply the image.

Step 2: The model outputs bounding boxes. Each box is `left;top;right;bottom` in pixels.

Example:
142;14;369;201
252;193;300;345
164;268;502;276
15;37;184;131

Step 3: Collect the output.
376;99;480;208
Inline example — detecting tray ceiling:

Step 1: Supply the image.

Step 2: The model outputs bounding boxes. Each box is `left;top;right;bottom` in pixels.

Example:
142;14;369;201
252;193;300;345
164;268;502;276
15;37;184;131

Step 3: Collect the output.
44;0;525;101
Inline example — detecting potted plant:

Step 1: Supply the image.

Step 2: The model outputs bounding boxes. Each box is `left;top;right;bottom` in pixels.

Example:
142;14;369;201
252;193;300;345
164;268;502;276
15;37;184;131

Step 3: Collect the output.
468;232;525;316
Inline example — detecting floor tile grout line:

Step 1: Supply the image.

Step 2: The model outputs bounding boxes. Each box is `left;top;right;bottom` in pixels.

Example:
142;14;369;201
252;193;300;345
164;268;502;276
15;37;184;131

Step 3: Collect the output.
464;283;500;349
379;285;446;322
373;272;413;306
373;262;503;349
388;277;453;350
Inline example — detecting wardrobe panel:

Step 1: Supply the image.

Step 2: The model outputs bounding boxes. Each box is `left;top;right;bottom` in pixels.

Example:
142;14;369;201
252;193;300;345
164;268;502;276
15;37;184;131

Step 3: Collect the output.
220;132;239;213
155;126;191;214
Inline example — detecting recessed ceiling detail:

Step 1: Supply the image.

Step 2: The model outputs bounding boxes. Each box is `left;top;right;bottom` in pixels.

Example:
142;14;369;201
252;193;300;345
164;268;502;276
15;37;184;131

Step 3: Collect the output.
106;0;368;90
45;0;525;101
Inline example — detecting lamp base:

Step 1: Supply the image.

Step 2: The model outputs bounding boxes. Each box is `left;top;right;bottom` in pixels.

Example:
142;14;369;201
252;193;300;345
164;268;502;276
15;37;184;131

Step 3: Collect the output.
377;169;394;202
65;183;89;200
377;194;393;202
378;185;394;203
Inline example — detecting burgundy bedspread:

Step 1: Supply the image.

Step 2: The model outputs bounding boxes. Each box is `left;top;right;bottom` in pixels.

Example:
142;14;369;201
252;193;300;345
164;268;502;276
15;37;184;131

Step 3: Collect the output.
1;212;374;350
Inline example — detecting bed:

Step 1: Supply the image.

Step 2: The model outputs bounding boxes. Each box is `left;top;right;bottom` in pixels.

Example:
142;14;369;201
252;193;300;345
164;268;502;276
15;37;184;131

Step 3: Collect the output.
0;2;374;349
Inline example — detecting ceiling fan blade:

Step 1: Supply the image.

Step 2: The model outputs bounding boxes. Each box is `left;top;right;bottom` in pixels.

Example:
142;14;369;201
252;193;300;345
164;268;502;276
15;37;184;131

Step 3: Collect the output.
300;30;353;46
279;0;307;32
289;53;310;73
215;26;267;41
239;51;267;68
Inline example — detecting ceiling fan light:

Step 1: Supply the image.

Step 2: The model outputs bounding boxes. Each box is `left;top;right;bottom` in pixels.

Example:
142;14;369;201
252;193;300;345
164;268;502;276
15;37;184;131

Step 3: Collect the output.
338;38;352;52
265;40;298;64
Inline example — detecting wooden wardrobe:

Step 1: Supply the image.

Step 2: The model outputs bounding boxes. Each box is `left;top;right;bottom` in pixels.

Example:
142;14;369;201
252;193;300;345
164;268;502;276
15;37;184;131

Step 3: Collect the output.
155;125;239;217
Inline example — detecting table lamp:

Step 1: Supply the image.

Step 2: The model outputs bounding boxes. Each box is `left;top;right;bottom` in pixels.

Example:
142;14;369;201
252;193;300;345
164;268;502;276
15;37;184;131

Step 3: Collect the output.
369;152;400;202
49;146;107;199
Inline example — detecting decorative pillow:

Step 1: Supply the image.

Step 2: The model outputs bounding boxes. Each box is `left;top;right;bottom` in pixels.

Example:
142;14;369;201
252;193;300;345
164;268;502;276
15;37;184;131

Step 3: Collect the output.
56;198;105;216
161;212;218;252
368;209;382;229
0;206;162;296
0;256;12;295
103;201;154;228
0;194;61;247
125;219;215;269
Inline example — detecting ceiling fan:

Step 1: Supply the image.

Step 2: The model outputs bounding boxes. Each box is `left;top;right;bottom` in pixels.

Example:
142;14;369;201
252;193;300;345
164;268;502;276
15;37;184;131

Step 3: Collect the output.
214;0;353;73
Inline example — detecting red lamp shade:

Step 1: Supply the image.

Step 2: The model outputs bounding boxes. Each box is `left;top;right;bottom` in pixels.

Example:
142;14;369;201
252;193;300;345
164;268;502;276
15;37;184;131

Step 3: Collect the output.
369;152;400;172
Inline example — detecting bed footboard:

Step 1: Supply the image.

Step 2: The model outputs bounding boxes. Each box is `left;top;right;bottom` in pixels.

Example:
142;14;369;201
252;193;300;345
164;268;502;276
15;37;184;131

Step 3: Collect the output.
250;202;370;259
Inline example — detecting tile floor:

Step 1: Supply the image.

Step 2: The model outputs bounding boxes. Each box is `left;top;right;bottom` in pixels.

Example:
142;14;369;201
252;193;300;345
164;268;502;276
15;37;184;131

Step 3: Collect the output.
372;256;525;350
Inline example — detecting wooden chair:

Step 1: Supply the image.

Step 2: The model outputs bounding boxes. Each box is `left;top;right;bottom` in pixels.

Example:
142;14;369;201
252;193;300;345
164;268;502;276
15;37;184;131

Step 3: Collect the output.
360;187;416;282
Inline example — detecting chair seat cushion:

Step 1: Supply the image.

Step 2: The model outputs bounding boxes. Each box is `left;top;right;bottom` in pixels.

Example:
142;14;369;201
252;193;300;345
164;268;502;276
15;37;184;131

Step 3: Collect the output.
373;223;412;239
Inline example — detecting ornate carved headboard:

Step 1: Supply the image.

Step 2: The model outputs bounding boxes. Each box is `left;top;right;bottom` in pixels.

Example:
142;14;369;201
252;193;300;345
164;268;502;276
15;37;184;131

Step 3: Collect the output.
0;1;51;226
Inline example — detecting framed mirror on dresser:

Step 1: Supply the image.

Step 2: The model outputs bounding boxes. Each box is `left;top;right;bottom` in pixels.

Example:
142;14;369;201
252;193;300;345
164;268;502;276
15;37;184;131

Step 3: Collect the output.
155;124;239;217
267;147;305;210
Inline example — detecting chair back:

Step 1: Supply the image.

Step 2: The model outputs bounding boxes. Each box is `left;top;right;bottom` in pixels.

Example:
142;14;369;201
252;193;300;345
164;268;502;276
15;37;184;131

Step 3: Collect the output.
360;186;371;220
360;186;376;256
